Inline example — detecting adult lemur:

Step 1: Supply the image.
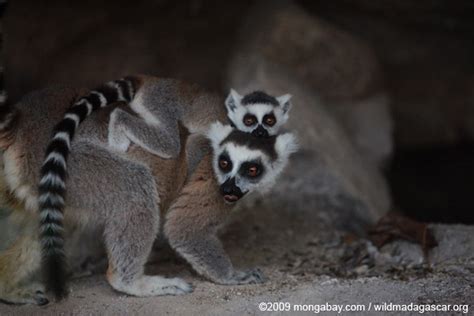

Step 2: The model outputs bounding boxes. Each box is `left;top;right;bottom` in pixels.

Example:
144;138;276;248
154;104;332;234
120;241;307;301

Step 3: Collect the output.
0;80;297;304
36;75;292;298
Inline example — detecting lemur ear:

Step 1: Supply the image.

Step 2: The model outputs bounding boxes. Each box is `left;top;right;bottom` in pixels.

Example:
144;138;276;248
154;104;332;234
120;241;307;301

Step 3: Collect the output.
275;132;299;163
225;89;243;112
277;94;292;114
206;121;234;150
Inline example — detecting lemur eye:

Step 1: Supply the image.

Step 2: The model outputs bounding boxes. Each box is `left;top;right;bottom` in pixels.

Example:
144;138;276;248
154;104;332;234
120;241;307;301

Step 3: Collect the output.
248;165;260;177
240;161;263;179
218;156;232;172
263;114;276;127
243;115;257;126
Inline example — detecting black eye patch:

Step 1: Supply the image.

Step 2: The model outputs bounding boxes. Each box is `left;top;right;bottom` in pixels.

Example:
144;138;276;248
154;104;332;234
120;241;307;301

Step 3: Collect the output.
218;152;233;173
243;114;257;126
239;160;265;179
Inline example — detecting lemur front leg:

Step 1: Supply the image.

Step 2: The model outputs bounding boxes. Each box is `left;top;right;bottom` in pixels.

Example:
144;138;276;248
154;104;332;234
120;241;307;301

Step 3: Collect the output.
108;108;181;158
164;157;265;285
166;230;264;285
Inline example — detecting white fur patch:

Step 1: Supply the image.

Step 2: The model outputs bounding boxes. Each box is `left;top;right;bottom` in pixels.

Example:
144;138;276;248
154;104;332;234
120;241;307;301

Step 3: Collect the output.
38;192;65;206
91;91;107;107
206;121;234;150
108;109;131;152
276;94;292;113
44;151;67;168
53;132;71;149
247;103;274;120
225;89;242;111
275;133;299;159
64;113;80;128
39;207;63;220
39;172;65;189
76;99;93;115
253;132;298;193
107;81;126;102
40;222;64;234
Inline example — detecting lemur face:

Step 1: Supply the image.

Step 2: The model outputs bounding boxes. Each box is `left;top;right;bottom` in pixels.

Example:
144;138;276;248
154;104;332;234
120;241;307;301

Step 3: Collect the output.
207;122;298;204
225;89;292;138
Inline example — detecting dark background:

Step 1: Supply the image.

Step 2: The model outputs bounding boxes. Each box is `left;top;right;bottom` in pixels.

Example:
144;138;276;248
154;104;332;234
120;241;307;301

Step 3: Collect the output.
4;0;474;223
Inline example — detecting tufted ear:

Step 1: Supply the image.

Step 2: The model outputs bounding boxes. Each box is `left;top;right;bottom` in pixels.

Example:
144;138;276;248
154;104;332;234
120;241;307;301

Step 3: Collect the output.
276;94;292;114
225;89;243;113
254;132;298;194
275;132;298;163
206;121;234;150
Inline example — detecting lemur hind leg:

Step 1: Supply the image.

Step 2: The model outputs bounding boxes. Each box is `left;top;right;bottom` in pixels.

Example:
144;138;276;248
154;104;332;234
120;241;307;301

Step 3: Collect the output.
164;159;265;285
73;142;192;297
0;232;48;305
104;200;192;296
108;108;180;158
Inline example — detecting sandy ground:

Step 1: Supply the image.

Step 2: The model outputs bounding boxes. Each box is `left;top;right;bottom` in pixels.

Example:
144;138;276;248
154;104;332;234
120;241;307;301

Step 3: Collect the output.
1;204;472;315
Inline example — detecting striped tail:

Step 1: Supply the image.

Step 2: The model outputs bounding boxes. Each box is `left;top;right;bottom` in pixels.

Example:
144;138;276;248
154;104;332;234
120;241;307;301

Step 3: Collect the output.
0;0;16;148
38;77;138;300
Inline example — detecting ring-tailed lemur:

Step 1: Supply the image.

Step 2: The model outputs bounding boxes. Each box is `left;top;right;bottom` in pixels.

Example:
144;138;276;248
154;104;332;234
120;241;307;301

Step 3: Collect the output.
36;75;292;298
0;84;297;302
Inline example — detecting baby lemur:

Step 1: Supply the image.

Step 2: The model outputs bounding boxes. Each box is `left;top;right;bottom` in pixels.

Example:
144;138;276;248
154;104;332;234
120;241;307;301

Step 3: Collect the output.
68;75;292;159
0;83;297;304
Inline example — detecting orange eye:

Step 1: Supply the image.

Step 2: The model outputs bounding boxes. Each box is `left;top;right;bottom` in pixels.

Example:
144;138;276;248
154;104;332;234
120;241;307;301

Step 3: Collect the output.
248;166;259;177
219;155;232;172
264;114;276;126
243;115;256;126
219;159;229;169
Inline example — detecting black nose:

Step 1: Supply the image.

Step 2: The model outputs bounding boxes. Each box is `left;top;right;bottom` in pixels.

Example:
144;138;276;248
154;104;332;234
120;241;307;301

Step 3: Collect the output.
220;177;243;197
221;178;235;195
252;125;269;138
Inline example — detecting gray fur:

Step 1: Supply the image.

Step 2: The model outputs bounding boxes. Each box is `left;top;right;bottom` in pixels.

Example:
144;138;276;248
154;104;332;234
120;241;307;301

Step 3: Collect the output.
109;108;180;158
6;87;192;298
108;76;227;157
1;86;296;301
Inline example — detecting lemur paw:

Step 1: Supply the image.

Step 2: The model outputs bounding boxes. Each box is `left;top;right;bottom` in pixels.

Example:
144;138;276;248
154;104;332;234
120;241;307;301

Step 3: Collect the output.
158;277;194;295
233;268;266;284
0;283;49;305
109;276;193;297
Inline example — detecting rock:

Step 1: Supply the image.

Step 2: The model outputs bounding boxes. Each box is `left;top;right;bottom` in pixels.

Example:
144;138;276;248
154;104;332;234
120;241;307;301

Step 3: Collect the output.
228;0;393;168
301;1;474;148
429;224;474;265
228;0;391;229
